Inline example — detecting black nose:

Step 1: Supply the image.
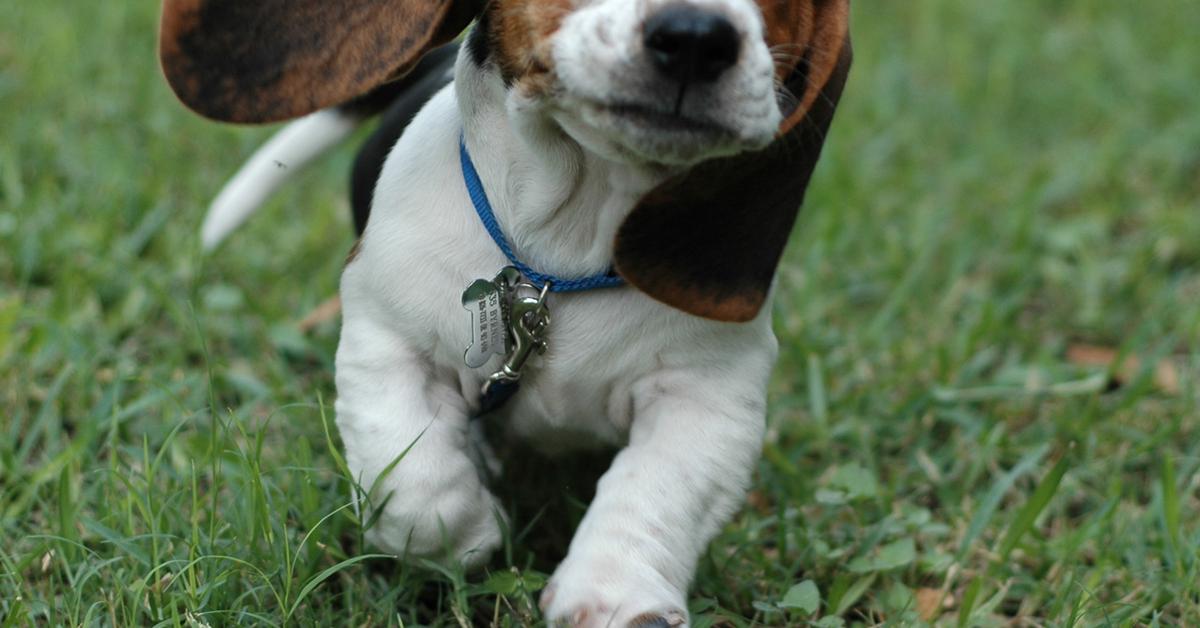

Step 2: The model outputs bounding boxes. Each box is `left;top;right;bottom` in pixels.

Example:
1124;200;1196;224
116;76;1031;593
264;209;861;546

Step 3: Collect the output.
643;6;740;84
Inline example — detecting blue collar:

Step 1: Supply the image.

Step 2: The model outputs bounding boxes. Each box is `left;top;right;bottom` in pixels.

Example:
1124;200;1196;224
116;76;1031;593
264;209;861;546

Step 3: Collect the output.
459;136;626;293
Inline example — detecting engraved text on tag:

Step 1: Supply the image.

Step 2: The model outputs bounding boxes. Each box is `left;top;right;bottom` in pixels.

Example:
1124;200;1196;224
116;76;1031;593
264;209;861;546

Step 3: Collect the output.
462;279;509;368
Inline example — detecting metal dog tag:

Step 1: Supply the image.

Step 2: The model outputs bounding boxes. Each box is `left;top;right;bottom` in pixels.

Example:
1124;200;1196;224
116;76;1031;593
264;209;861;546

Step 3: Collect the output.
462;268;520;368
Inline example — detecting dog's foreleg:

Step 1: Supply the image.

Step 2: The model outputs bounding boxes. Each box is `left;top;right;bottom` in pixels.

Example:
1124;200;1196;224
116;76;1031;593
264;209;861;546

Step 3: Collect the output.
541;378;767;627
334;311;505;568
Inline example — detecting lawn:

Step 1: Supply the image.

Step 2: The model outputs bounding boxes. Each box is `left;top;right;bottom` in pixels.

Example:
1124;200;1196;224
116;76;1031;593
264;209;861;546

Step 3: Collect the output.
2;1;1199;625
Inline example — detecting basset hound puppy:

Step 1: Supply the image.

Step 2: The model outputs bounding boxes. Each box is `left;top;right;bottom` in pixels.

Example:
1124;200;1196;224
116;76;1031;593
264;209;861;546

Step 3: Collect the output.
160;0;850;624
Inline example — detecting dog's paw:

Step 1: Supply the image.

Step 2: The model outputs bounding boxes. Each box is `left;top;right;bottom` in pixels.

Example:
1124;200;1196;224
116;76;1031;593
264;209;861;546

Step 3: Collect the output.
540;557;688;627
364;476;505;568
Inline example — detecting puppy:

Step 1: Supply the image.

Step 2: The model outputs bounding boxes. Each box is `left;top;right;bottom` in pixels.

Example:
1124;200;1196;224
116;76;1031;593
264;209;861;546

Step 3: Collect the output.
160;0;850;625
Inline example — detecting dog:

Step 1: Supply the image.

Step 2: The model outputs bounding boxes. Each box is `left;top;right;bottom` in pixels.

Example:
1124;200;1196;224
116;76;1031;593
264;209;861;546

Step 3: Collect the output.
159;0;850;624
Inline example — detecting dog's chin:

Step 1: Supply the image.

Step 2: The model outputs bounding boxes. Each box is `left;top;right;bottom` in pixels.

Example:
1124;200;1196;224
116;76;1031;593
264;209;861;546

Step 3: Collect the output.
553;100;775;168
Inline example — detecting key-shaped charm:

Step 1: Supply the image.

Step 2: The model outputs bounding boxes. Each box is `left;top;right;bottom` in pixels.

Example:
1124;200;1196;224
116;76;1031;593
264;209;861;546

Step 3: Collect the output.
461;267;521;368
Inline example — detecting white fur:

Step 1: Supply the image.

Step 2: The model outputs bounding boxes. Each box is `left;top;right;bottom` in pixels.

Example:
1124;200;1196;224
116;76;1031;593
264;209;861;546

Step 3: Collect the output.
201;109;361;250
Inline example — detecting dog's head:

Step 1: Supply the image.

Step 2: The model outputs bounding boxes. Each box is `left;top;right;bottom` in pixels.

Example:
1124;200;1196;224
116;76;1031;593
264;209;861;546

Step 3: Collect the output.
160;0;850;321
475;0;848;167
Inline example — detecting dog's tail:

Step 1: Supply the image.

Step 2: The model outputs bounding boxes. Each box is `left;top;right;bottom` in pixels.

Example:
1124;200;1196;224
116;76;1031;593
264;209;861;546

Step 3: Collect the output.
199;44;459;250
200;110;363;250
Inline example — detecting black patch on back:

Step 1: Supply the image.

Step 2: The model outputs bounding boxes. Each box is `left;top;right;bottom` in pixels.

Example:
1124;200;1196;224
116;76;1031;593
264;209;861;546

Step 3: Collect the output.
466;11;493;69
348;44;459;235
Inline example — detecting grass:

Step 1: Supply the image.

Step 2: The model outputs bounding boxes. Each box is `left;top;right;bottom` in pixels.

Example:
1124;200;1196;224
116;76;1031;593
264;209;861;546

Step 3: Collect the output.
2;0;1199;625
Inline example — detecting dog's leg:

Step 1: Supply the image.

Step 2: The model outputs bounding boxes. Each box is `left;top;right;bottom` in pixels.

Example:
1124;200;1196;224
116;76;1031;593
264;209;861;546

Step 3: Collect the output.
334;310;505;568
541;381;767;627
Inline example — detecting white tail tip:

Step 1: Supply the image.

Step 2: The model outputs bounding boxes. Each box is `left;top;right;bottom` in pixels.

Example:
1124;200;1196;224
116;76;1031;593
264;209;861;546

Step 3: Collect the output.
201;109;362;251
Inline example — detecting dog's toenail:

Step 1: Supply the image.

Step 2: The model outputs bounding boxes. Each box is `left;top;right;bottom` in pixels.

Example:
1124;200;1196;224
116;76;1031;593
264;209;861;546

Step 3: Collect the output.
629;611;685;627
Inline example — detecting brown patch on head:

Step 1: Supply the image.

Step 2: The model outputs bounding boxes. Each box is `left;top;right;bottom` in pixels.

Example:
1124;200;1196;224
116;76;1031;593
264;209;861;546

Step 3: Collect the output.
483;0;572;94
159;0;477;123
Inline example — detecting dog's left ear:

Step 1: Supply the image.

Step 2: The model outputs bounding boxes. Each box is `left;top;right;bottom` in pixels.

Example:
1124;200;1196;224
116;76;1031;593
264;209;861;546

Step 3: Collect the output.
614;3;851;322
159;0;478;123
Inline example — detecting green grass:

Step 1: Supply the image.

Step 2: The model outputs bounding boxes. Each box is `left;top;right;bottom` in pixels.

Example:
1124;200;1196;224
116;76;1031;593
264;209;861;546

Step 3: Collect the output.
2;0;1199;625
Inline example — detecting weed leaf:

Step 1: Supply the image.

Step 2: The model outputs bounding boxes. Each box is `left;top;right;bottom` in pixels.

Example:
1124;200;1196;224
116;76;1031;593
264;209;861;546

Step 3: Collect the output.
780;579;821;615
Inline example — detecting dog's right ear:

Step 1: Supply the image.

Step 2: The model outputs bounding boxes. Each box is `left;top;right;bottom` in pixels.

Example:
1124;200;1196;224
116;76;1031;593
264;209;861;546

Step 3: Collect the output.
159;0;478;123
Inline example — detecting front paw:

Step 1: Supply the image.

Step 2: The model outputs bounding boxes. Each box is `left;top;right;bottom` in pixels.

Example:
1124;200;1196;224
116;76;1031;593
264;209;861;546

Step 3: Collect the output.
541;557;688;627
365;480;505;568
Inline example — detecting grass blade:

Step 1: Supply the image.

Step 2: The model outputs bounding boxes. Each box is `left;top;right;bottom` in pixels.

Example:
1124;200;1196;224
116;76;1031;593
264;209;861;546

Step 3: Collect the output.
287;554;391;618
807;353;829;427
1159;455;1181;573
834;573;877;616
997;452;1071;560
957;576;982;628
956;444;1049;560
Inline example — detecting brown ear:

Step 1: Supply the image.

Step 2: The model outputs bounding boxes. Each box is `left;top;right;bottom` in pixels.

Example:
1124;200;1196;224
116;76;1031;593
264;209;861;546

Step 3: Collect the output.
771;0;852;134
159;0;478;123
613;31;852;322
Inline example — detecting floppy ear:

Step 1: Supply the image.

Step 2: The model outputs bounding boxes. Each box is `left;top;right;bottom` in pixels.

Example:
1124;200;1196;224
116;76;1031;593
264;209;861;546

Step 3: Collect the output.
159;0;478;123
612;19;851;322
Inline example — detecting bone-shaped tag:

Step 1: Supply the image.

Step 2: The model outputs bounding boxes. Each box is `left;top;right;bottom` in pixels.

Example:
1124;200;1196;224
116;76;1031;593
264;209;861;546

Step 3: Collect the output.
462;278;509;368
